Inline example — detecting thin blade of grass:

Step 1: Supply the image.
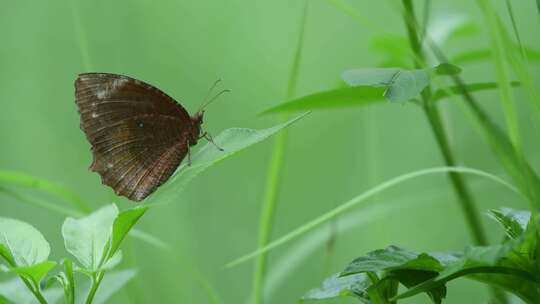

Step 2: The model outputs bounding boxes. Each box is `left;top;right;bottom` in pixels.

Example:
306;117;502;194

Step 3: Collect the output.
252;3;308;304
429;41;540;211
260;86;384;114
496;18;540;124
225;166;520;268
504;0;525;58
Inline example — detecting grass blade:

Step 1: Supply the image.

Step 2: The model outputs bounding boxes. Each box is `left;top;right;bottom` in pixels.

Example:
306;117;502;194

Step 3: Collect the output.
225;166;520;268
252;3;309;304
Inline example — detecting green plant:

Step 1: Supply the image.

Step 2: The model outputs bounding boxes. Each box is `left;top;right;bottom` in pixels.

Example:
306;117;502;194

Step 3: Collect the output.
301;208;540;303
0;204;144;304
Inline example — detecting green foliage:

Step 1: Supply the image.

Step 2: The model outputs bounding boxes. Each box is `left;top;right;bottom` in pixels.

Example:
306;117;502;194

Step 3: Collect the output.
0;205;145;303
62;205;120;272
1;1;540;303
303;208;540;304
149;113;308;205
0;218;51;267
302;273;371;302
341;64;459;103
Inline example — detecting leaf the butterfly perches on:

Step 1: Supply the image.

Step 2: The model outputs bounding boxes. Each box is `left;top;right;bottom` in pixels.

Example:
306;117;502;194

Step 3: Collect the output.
75;73;212;202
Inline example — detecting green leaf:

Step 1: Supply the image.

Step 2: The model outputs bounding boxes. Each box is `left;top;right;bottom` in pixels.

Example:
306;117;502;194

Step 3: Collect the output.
11;261;57;287
432;63;462;76
108;207;148;260
301;273;370;302
489;208;531;238
341;64;460;103
341;246;449;276
62;204;118;271
149;113;308;204
389;270;446;304
339;246;455;304
91;269;136;304
342;67;432;103
393;229;540;303
260;86;384;114
0;218;50;267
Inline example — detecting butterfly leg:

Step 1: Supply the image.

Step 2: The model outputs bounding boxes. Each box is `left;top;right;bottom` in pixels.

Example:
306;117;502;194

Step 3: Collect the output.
187;146;192;166
201;132;224;151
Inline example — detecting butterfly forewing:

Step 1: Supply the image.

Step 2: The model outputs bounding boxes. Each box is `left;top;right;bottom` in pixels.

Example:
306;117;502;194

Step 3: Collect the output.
75;73;193;201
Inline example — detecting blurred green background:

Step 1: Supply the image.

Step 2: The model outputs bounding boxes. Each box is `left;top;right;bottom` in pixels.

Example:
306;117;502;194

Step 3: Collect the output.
1;0;539;303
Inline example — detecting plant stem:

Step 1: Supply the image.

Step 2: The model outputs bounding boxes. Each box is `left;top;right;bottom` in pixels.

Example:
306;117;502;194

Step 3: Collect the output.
85;272;105;304
251;4;308;304
22;278;48;304
402;0;487;245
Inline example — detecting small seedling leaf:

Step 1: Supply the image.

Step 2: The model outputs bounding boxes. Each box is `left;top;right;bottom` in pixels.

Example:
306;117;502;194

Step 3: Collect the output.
62;204;118;271
0;217;50;267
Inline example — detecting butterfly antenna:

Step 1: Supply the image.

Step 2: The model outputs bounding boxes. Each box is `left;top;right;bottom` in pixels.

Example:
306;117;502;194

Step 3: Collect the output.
200;89;231;111
198;79;222;112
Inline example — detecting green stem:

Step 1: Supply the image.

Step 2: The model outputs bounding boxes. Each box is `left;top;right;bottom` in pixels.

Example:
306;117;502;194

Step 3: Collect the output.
251;4;308;303
22;278;48;304
252;122;288;304
85;272;105;304
402;0;487;245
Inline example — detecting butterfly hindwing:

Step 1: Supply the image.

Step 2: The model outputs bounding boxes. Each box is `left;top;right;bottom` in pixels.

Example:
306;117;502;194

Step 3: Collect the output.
75;73;192;201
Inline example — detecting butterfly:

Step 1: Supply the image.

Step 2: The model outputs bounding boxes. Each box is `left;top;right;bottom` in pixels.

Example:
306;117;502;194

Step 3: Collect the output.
74;73;226;202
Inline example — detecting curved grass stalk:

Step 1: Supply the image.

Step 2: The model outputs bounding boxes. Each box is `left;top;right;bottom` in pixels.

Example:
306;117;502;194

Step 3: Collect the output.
226;166;521;268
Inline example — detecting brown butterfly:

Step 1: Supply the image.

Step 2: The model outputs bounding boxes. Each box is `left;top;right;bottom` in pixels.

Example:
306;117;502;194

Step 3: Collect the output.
75;73;226;202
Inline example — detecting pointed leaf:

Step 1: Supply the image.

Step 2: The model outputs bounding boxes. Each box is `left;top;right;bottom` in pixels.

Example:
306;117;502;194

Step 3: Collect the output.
341;66;453;103
489;208;531;238
341;246;449;276
108;207;147;259
0;218;50;267
62;204;118;271
432;63;462;76
11;261;57;287
150;113;308;204
302;273;370;302
261;86;384;114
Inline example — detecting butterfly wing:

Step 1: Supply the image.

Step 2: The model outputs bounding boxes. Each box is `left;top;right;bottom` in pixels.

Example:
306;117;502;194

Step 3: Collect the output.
75;73;193;201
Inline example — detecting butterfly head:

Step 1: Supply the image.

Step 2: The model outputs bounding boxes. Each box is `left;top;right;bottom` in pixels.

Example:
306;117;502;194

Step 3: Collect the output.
188;111;204;145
